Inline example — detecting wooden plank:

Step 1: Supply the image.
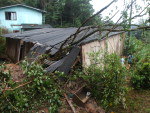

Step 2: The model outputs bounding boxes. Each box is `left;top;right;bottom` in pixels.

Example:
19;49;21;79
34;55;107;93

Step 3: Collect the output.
27;45;48;62
6;38;21;63
45;58;65;73
44;59;55;65
15;39;21;62
45;46;80;74
64;93;76;113
23;42;34;60
57;46;81;74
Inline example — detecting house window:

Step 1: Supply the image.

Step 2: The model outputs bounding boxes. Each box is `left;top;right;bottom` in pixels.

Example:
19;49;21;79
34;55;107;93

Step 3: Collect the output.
5;12;17;20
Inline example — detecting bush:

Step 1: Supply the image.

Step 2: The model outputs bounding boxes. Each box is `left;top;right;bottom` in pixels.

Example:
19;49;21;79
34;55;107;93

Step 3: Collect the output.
0;37;6;55
130;43;150;89
125;37;150;89
76;53;128;110
131;63;150;89
0;61;62;112
124;37;144;55
0;27;8;56
0;63;11;91
0;27;9;35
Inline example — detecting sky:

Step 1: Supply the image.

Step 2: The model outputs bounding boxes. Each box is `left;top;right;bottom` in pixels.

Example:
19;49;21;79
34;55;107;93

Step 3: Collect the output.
90;0;149;23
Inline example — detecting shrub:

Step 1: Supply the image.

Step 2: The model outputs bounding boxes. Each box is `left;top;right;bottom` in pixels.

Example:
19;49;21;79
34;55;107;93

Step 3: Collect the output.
0;27;9;35
76;53;128;110
0;63;12;92
130;44;150;89
0;61;62;112
0;37;6;55
124;37;144;55
131;63;150;89
0;27;8;56
125;37;150;89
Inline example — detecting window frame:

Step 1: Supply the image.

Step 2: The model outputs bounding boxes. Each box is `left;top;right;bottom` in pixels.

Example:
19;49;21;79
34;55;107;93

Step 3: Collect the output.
5;11;17;20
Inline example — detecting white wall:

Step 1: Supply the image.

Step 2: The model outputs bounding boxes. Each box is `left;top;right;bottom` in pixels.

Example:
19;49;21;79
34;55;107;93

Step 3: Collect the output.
82;33;125;67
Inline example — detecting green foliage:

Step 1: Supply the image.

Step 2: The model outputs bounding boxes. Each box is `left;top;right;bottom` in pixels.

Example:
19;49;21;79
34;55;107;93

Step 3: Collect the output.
0;0;21;7
0;0;96;27
0;64;11;91
124;37;144;55
0;61;62;112
44;0;95;27
0;28;8;56
136;20;150;43
0;37;6;55
62;0;94;27
125;37;150;89
75;53;128;110
130;43;150;89
141;30;150;43
131;63;150;89
131;21;150;43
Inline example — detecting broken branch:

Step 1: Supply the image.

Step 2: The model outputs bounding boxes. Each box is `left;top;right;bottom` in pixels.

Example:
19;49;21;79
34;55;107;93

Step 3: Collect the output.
64;93;76;113
3;81;32;92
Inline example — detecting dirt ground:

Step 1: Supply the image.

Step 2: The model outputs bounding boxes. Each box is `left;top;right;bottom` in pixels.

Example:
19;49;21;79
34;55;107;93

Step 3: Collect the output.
4;64;25;82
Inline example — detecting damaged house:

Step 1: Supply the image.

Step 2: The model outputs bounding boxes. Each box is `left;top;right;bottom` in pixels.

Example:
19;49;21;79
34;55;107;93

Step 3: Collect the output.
2;27;125;73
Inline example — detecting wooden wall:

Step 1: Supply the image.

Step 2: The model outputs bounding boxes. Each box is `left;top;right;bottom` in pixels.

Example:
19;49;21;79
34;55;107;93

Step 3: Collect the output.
6;38;34;63
81;33;125;67
20;41;34;60
6;38;21;63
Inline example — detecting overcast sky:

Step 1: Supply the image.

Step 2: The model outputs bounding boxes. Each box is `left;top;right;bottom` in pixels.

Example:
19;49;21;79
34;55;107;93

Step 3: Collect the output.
90;0;149;23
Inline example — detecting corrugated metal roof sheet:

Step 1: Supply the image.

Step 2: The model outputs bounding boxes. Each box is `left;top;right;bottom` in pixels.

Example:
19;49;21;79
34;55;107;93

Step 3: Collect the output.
21;24;52;29
2;27;124;54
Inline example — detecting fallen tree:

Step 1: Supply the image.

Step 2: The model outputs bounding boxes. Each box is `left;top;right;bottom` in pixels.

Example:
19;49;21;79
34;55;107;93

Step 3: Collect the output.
0;0;150;112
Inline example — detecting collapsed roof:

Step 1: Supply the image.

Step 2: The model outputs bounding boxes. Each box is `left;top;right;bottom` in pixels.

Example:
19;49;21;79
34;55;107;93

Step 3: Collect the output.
2;27;124;55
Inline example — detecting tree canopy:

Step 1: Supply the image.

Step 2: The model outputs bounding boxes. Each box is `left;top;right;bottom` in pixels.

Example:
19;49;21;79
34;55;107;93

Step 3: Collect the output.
0;0;96;27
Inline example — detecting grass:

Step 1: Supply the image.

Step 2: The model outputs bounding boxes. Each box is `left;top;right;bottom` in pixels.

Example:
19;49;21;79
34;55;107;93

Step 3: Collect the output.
113;89;150;113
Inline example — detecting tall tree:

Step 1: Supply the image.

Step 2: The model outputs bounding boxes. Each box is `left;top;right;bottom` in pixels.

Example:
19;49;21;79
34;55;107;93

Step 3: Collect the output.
0;0;22;7
0;0;99;27
62;0;94;27
44;0;95;27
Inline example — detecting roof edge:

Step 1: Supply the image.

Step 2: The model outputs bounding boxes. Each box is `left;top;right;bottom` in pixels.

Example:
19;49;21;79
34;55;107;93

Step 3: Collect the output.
0;4;46;13
80;31;126;46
